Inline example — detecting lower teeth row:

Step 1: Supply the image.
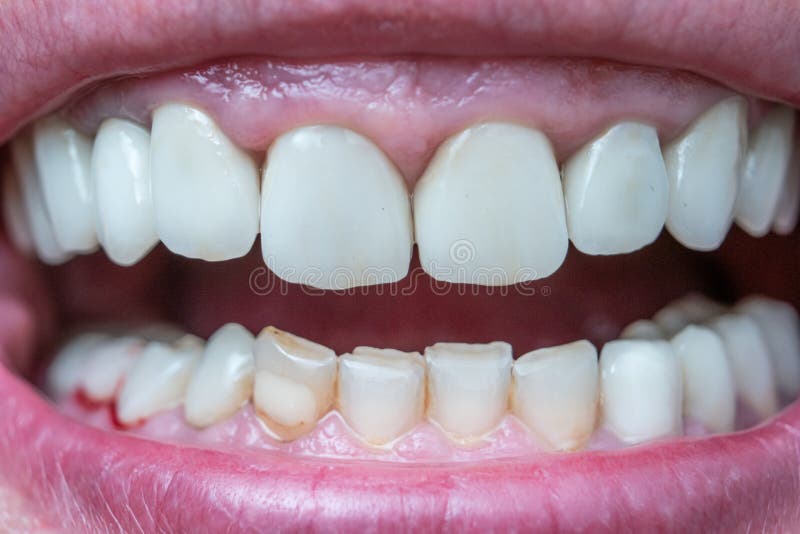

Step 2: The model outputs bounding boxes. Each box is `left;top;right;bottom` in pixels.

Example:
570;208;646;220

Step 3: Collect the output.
45;293;799;452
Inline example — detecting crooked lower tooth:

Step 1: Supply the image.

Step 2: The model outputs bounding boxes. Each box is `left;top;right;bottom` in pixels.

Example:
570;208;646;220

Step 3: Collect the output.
150;103;259;261
413;123;568;285
46;333;110;399
338;347;426;445
620;319;664;340
670;325;736;433
663;97;747;250
512;340;598;451
652;293;724;337
425;342;512;440
709;313;779;419
2;162;34;255
260;126;413;290
116;336;202;425
80;337;143;402
32;116;97;252
252;327;337;440
184;324;255;428
736;105;796;237
92;118;158;266
563;122;668;255
600;339;682;444
772;145;799;235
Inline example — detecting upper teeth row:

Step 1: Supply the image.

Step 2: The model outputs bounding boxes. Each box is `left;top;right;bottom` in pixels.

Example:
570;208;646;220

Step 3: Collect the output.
4;99;798;288
47;294;799;450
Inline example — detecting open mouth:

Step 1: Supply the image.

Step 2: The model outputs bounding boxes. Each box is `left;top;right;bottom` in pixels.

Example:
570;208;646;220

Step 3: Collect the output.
2;0;800;530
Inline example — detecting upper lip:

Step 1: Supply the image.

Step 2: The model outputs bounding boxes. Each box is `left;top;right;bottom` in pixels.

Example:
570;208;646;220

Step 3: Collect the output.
1;0;800;145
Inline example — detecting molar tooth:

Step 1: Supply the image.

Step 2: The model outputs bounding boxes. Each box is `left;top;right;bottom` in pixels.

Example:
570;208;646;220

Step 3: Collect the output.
184;324;255;428
663;97;747;250
512;340;598;451
413;123;568;285
32;116;97;252
600;339;682;444
563;122;668;255
620;319;664;340
92;118;158;266
670;325;736;433
708;313;779;419
252;327;337;440
116;336;202;425
425;342;512;440
260;125;413;290
338;347;425;445
80;337;143;402
46;333;110;399
2;162;34;255
150;103;259;261
736;105;796;237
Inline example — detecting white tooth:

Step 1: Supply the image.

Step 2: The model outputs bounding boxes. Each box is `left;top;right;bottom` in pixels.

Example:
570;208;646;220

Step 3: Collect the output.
512;340;598;451
563;122;669;255
150;103;259;261
620;319;664;340
600;339;682;444
736;296;800;398
670;325;736;433
652;293;725;337
261;125;413;290
32;116;97;252
709;313;779;419
80;336;144;402
773;145;800;235
413;123;568;285
10;136;71;265
92;118;158;266
116;337;201;425
252;327;337;440
2;162;34;255
736;106;796;237
46;333;110;399
663;97;747;250
425;341;512;440
184;323;255;428
338;347;426;445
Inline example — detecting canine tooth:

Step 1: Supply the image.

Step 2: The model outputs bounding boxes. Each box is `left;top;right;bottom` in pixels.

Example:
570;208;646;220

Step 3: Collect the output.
512;340;598;451
600;339;682;444
563;122;668;255
736;106;796;236
736;296;800;398
670;325;736;433
773;145;800;235
2;162;33;254
620;319;663;340
413;123;568;284
80;337;143;402
184;324;255;428
116;337;201;425
652;293;724;337
92;118;158;266
150;103;259;261
338;347;425;445
425;342;512;440
32;116;97;252
663;97;747;250
252;327;337;440
261;125;413;290
10;136;71;265
46;333;110;399
709;313;779;419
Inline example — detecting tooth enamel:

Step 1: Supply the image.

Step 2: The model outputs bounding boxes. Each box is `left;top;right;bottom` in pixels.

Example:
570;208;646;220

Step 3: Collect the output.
252;327;337;440
260;125;413;290
736;296;800;398
116;336;202;425
670;325;736;433
413;123;568;284
600;339;682;444
91;118;158;266
708;313;779;419
184;323;255;428
32;116;97;252
338;347;426;445
1;162;34;255
10;136;71;265
773;147;800;235
620;319;664;340
736;105;796;237
46;333;110;399
652;293;724;337
512;340;598;451
663;97;747;250
150;103;259;261
425;342;512;440
563;122;668;255
80;336;143;402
